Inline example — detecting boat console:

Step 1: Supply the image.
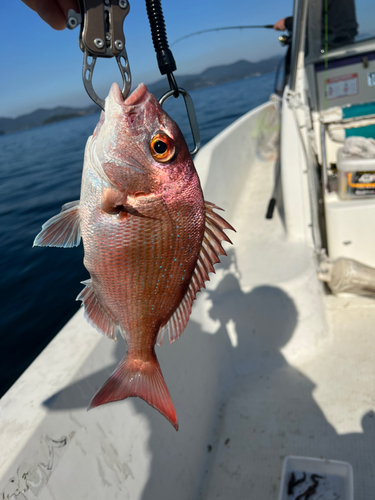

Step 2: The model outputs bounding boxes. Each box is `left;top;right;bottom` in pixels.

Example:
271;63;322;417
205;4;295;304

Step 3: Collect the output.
283;0;375;274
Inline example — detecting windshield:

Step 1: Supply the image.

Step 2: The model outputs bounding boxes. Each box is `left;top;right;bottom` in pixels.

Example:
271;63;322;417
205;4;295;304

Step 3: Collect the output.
307;0;375;58
322;0;357;50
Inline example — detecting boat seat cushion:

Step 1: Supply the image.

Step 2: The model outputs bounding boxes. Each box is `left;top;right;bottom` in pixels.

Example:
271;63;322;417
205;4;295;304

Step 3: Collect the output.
321;102;375;142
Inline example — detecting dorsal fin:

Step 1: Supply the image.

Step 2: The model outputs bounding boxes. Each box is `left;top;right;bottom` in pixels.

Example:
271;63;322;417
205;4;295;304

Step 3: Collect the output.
157;201;235;346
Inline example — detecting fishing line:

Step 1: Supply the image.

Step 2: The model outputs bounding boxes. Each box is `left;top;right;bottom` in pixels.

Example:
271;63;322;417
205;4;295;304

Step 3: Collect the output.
172;25;275;46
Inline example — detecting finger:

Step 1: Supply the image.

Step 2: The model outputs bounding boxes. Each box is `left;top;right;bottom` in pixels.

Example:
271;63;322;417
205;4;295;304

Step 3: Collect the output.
273;19;286;31
22;0;66;30
56;0;79;19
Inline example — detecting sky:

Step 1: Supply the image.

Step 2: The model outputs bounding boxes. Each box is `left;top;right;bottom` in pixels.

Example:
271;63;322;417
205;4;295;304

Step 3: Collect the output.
0;0;292;118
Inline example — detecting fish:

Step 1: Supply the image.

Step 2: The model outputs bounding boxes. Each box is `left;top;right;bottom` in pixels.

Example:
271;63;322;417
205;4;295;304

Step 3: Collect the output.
34;82;234;430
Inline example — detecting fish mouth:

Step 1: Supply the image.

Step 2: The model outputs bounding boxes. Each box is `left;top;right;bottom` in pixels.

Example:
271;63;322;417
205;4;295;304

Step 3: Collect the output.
108;82;149;108
125;83;148;106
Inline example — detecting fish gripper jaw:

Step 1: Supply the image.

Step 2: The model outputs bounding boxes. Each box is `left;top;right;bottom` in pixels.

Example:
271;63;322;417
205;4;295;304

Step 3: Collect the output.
67;0;132;111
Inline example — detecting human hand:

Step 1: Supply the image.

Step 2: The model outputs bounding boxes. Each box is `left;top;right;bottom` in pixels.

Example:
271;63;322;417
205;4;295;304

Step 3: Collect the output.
273;18;286;31
22;0;79;30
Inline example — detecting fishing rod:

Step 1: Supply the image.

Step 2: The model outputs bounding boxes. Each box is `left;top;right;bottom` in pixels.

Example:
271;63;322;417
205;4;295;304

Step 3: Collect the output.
172;25;275;46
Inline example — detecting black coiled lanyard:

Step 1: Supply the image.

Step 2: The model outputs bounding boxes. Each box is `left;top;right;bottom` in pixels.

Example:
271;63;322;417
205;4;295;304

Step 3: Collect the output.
145;0;201;156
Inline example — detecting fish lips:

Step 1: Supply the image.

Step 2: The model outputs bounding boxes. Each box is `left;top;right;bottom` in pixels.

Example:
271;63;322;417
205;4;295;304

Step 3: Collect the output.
105;82;151;122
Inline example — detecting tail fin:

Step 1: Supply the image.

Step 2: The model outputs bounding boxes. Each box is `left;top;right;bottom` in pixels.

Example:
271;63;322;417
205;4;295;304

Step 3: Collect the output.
88;353;178;430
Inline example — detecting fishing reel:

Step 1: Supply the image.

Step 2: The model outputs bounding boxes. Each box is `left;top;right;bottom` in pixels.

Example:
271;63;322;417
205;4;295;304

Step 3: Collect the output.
278;32;292;47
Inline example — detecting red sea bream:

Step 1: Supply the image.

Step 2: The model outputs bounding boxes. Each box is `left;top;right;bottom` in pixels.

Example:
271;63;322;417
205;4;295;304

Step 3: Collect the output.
34;83;234;430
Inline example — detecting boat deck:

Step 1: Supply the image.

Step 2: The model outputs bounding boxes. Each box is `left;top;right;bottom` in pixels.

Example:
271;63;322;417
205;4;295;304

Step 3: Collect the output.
196;146;375;500
1;101;375;499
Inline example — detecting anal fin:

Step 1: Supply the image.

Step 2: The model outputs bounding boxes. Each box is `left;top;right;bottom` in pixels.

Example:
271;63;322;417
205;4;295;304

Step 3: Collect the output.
33;200;81;248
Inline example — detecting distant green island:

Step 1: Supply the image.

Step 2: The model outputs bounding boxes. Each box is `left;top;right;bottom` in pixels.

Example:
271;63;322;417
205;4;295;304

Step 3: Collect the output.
0;104;99;135
0;56;282;135
43;113;85;125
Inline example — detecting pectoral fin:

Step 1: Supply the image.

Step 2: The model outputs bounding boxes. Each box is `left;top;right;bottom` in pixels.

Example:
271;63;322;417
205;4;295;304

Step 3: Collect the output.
33;200;81;248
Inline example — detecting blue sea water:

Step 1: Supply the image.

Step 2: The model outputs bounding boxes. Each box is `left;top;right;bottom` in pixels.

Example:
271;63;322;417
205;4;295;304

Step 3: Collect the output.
0;73;275;396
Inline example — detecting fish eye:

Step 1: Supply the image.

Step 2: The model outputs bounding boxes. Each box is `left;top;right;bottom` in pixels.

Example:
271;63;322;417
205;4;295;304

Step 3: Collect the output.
150;133;175;163
154;141;167;154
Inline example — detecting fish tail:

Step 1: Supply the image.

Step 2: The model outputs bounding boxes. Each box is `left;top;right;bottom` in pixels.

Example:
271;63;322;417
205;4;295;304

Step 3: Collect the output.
88;352;178;430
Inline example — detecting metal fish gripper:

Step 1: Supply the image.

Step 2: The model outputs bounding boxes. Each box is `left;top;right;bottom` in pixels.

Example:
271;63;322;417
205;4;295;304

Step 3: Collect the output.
67;0;132;111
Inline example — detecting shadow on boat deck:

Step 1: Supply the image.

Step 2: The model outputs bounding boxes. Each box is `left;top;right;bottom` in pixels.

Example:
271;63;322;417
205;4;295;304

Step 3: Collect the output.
42;263;375;500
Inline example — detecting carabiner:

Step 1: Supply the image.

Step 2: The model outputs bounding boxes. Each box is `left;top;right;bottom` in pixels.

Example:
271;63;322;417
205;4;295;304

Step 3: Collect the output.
159;88;201;156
